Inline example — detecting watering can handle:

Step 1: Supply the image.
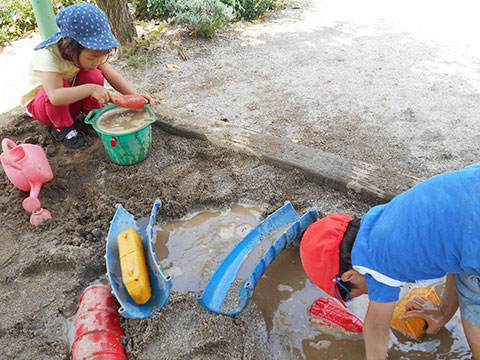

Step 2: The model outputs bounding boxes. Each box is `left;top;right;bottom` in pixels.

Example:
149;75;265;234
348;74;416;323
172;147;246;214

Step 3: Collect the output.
84;109;100;124
1;138;21;170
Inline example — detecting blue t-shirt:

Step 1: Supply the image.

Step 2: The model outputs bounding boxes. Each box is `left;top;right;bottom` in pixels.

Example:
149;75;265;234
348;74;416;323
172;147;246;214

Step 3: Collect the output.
352;163;480;302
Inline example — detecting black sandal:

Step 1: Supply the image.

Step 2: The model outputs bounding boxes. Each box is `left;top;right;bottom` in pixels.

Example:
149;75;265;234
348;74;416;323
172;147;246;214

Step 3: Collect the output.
50;125;88;149
73;112;93;135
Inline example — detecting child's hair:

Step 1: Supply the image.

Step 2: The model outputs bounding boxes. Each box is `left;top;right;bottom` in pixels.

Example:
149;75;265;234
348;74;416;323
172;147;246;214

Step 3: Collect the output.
58;37;84;65
337;217;361;300
57;37;111;67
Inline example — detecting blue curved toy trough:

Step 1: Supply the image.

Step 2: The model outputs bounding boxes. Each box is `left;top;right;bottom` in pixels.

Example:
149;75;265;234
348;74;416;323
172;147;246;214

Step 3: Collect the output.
197;201;318;315
106;200;172;318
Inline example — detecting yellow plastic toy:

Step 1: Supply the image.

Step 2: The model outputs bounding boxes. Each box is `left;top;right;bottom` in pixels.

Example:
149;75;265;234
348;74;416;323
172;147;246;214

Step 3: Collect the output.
391;287;441;338
117;227;152;305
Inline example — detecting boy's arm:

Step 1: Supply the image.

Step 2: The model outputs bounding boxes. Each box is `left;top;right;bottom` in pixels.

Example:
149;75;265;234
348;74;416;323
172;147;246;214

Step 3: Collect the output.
437;273;459;326
403;273;458;334
363;300;396;360
99;62;154;104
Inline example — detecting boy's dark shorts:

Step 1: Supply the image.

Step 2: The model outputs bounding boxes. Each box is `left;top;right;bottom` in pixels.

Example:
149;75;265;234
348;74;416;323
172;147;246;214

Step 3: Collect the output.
455;273;480;327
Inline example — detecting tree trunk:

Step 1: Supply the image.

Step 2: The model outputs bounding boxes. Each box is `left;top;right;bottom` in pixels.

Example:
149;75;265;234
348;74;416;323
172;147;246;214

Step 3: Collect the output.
96;0;137;52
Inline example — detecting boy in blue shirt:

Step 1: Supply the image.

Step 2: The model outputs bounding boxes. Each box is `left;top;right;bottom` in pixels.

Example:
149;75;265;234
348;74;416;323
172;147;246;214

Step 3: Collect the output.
300;163;480;360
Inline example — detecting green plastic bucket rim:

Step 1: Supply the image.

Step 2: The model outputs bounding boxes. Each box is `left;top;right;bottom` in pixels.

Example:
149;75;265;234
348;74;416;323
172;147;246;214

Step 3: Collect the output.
84;104;156;136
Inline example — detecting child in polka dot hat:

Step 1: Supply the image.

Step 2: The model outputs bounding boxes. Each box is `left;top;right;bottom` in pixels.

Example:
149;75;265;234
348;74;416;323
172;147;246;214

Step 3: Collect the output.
21;3;154;149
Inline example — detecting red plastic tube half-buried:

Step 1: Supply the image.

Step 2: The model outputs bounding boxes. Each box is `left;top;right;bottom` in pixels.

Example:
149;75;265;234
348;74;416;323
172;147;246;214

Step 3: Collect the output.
72;284;127;360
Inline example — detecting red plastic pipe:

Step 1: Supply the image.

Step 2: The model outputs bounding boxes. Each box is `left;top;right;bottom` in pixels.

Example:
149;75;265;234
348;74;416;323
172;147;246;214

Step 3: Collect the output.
309;297;363;333
72;284;127;360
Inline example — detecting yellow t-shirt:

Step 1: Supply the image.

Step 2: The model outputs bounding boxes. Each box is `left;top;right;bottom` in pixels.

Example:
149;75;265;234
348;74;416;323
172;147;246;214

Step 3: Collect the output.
21;44;80;107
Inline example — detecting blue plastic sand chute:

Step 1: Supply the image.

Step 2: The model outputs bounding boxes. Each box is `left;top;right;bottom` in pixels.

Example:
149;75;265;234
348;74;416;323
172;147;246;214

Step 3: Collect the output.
197;201;318;316
106;200;172;318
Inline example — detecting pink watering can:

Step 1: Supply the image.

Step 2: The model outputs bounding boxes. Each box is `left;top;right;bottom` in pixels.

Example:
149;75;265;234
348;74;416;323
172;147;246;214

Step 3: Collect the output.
0;138;53;226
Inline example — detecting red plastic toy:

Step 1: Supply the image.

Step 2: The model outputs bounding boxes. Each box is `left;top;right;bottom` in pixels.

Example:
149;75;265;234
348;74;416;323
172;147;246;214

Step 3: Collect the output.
309;297;363;333
112;95;148;109
72;284;127;360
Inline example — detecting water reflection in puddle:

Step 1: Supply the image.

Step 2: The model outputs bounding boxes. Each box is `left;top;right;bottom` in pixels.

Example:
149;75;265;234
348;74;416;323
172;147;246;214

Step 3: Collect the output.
252;248;470;359
150;204;472;359
153;203;263;292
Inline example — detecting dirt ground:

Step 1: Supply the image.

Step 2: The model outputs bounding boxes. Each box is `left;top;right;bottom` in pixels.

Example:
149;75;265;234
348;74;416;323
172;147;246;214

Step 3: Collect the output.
1;0;479;358
118;0;480;181
0;113;372;359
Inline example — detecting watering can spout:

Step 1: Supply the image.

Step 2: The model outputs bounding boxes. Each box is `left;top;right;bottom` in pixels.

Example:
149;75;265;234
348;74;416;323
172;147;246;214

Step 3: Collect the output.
23;182;43;212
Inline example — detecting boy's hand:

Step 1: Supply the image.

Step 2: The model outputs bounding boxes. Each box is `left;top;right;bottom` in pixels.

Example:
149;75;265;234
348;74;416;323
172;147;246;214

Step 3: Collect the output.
402;295;447;334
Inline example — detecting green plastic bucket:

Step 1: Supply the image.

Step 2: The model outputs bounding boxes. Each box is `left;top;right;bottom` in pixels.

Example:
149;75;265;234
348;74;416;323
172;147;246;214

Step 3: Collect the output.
85;104;156;165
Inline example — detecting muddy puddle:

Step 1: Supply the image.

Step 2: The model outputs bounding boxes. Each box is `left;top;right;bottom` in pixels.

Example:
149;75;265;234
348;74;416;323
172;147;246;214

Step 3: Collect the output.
60;202;472;360
151;203;472;360
153;203;264;292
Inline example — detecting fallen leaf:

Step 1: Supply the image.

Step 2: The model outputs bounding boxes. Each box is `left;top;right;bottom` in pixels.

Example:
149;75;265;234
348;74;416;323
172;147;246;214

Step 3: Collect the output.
151;93;159;99
178;49;188;61
166;64;180;70
82;182;91;186
220;117;229;122
291;139;300;143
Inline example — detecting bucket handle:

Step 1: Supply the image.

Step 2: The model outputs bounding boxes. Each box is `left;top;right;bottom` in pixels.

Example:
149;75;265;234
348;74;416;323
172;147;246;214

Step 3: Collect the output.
84;109;101;124
1;139;21;170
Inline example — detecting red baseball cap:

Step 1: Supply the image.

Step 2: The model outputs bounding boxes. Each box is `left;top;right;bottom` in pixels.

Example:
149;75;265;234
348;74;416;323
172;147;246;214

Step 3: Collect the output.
300;213;353;305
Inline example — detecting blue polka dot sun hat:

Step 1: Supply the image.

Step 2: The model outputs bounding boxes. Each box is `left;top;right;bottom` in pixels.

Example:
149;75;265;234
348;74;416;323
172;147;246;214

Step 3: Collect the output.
34;3;120;51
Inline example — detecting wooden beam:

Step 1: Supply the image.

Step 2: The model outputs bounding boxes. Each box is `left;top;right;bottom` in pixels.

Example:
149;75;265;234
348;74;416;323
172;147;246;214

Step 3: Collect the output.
154;105;421;202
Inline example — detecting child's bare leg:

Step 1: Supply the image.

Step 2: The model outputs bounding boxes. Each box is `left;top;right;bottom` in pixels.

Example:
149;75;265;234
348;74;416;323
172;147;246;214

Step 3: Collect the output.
462;317;480;359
